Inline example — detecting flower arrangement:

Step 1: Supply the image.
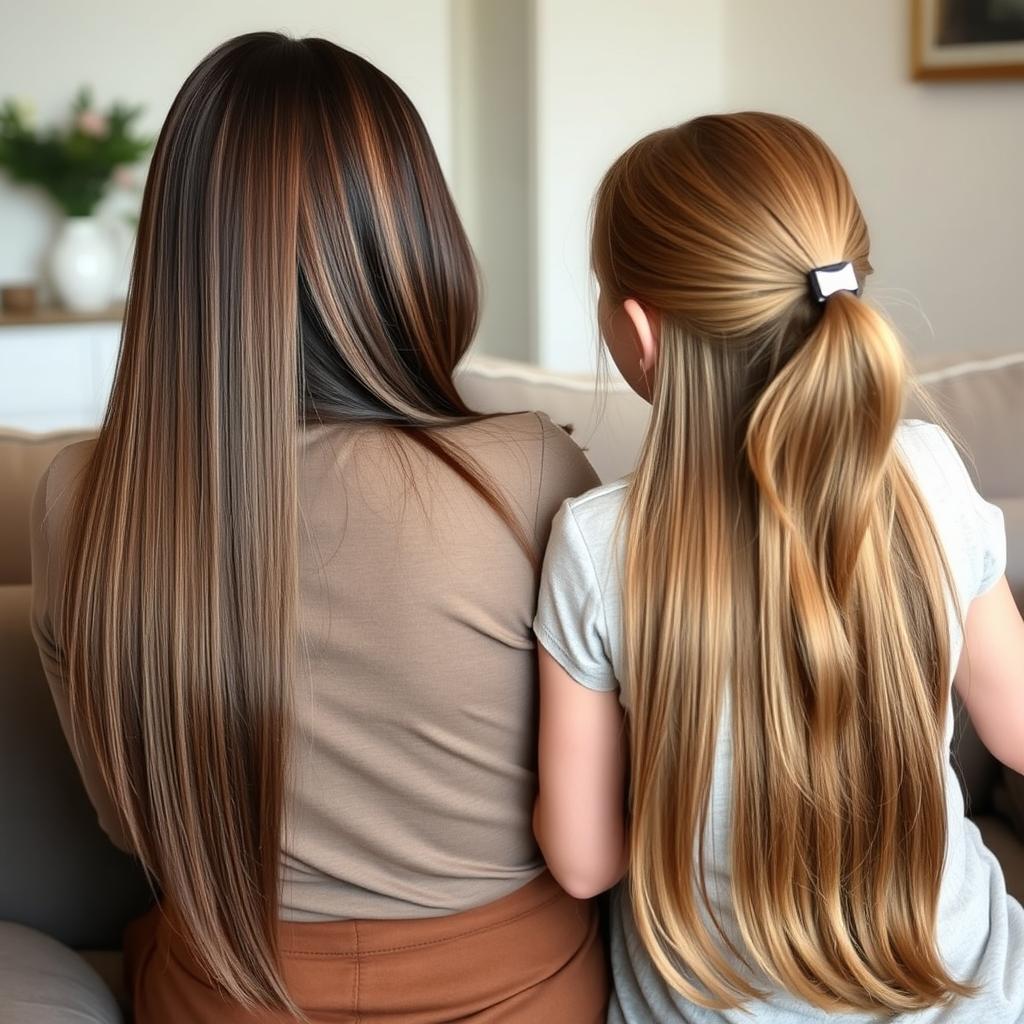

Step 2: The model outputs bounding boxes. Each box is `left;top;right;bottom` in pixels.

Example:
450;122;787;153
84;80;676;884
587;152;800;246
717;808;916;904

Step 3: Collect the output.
0;88;150;217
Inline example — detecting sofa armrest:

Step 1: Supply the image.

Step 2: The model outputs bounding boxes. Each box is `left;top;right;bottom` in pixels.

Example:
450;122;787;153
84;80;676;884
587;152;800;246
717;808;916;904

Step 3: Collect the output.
0;584;152;949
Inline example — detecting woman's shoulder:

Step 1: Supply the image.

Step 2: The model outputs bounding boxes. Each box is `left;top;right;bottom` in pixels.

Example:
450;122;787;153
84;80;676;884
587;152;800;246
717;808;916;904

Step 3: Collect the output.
450;410;594;473
31;438;97;621
35;438;97;531
449;410;567;451
448;411;601;540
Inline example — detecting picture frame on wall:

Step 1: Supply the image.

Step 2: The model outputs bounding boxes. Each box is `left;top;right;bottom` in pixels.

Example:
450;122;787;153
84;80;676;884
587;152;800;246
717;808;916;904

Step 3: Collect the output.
912;0;1024;78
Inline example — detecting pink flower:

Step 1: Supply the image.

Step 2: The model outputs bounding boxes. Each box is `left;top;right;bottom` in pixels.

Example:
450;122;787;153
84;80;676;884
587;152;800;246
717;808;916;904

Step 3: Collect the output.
113;166;136;189
76;109;108;138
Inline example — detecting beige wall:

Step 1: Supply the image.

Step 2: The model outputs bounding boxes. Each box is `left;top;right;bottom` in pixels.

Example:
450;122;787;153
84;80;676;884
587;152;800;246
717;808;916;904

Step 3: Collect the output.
531;0;727;372
725;0;1024;359
451;0;533;361
529;0;1024;369
2;1;1020;370
452;0;728;371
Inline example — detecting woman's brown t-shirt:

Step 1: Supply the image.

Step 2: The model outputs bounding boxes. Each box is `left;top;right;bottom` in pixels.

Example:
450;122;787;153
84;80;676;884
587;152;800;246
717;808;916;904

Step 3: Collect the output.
32;412;598;921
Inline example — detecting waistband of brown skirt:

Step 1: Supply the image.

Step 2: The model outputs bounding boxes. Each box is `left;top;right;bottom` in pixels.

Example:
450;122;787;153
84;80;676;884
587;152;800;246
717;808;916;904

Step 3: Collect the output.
272;869;568;958
153;869;574;963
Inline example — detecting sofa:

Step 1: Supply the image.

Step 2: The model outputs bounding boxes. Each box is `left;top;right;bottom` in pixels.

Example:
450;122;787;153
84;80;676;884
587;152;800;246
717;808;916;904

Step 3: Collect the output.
0;352;1021;1021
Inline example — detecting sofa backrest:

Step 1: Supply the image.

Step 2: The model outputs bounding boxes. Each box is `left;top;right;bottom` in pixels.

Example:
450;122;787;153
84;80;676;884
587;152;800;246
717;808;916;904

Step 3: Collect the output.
0;583;153;948
457;351;1023;608
917;354;1024;499
456;357;648;484
1;353;1020;598
916;355;1024;609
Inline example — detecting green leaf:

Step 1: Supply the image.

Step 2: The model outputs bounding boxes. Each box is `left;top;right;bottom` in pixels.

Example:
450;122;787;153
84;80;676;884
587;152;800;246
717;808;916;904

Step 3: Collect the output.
0;87;152;217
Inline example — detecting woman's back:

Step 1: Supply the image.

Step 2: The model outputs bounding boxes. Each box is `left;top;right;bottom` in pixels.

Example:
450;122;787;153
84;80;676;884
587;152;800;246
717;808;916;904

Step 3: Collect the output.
34;411;597;920
291;412;595;918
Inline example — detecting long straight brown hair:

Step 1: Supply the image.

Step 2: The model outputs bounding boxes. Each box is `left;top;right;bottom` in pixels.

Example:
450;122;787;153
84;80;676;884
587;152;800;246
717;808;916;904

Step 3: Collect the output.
59;33;528;1012
593;114;970;1012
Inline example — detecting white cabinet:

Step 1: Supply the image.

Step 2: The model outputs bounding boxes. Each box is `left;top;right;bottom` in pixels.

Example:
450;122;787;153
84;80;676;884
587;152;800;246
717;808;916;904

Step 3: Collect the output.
0;317;120;433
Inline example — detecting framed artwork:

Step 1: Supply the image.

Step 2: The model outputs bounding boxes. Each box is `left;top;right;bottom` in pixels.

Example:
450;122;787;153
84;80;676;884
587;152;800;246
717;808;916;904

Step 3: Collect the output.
912;0;1024;78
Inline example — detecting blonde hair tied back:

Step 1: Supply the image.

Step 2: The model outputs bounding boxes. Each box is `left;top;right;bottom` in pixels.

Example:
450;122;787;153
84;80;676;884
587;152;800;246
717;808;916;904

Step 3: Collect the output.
593;113;968;1013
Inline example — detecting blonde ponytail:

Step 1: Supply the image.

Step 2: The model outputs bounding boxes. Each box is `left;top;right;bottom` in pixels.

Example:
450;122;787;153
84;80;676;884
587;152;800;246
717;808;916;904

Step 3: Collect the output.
594;113;971;1013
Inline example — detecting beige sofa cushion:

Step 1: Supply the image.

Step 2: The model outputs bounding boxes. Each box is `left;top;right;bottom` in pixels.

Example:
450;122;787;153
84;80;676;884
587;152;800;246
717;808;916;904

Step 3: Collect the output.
0;922;122;1023
457;357;648;484
0;430;92;586
918;354;1024;501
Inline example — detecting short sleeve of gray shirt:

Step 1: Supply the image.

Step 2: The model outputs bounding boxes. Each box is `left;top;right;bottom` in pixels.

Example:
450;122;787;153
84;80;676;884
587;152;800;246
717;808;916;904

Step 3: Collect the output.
534;496;621;694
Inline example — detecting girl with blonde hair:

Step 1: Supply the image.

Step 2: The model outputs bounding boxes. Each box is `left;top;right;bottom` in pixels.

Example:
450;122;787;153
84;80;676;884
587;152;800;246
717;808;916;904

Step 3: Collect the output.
533;112;1024;1022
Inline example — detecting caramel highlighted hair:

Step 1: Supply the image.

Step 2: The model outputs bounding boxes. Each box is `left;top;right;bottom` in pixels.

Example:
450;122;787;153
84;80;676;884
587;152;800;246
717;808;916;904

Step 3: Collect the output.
593;113;968;1012
59;33;526;1012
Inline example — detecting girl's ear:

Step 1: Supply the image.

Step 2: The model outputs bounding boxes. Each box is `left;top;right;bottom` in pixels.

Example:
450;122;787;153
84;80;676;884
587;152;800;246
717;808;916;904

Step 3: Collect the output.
623;298;659;376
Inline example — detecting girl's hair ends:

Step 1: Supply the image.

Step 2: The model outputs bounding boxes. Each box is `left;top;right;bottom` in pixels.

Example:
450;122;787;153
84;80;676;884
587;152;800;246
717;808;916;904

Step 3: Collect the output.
593;113;968;1013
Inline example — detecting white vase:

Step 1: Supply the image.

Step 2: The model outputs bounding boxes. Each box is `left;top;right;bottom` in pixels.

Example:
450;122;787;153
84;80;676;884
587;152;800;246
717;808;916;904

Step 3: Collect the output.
49;216;116;312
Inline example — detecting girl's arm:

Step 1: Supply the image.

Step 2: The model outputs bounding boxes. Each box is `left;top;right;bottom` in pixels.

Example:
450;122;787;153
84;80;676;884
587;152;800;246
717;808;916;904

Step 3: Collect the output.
533;644;629;899
954;576;1024;774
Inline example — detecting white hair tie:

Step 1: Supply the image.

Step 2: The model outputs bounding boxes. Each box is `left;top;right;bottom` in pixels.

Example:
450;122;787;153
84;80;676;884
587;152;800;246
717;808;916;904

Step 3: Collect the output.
808;261;860;303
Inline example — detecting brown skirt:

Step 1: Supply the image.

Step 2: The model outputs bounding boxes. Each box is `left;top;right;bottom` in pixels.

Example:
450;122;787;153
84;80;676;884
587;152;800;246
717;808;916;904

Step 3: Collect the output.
124;870;608;1023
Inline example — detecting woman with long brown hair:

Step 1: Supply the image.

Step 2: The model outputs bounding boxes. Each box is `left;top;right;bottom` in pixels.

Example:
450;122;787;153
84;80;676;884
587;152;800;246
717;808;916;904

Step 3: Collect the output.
30;32;606;1022
533;112;1024;1022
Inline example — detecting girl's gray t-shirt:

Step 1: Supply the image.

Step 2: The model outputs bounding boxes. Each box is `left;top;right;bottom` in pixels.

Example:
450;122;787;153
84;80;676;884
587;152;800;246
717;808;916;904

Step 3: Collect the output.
534;420;1023;1023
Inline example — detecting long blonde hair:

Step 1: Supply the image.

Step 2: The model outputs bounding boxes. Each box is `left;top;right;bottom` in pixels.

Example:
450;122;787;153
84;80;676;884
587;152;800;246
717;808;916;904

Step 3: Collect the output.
593;113;968;1013
59;33;529;1013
